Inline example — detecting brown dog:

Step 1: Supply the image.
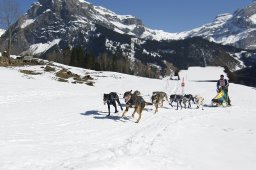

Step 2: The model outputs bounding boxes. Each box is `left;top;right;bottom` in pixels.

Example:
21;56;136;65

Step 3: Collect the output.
122;90;145;123
151;91;168;113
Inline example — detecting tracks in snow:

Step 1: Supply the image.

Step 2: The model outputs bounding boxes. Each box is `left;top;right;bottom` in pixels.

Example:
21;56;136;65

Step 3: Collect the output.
58;105;217;169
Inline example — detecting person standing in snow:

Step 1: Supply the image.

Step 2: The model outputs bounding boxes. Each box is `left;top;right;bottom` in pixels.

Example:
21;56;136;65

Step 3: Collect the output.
217;74;231;106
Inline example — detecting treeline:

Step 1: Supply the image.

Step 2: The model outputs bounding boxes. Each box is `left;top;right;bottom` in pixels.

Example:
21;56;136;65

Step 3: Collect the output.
47;47;162;78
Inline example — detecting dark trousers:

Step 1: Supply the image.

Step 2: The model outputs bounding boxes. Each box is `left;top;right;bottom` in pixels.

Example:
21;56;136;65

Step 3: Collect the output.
223;88;231;105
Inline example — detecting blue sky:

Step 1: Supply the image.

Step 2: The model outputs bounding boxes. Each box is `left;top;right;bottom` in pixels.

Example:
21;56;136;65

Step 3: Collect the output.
19;0;253;32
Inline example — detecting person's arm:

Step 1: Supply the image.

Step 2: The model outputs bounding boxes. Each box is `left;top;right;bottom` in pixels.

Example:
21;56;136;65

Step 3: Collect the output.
225;79;229;87
217;80;220;89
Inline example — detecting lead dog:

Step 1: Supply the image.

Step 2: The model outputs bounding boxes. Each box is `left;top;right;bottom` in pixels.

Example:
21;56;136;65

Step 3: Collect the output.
122;90;145;123
103;92;123;116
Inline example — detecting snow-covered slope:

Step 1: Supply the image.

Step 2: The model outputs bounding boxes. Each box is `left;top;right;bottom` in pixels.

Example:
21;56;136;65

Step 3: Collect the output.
92;4;183;40
0;29;5;37
182;13;233;41
0;63;256;170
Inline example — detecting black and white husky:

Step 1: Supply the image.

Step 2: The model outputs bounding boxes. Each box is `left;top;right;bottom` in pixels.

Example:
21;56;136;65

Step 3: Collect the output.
182;94;195;109
103;92;123;116
169;94;184;110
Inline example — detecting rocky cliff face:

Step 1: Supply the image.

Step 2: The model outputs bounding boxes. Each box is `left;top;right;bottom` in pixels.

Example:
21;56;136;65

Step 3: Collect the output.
0;0;148;54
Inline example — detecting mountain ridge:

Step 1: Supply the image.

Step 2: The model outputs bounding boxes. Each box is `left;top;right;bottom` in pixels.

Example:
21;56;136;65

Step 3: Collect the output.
181;1;256;49
0;0;255;78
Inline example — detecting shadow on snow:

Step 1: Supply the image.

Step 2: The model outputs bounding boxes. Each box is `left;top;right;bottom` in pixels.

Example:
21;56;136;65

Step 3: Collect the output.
80;110;127;122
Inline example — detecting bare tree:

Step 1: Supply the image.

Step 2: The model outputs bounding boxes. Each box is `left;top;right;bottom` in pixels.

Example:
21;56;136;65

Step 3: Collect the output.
0;0;20;58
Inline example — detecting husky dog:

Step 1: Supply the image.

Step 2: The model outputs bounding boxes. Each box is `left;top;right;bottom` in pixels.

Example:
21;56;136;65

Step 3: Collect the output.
182;94;195;109
133;90;141;96
151;91;168;113
122;90;145;123
103;92;123;116
169;94;184;110
152;91;168;106
194;95;204;110
151;94;160;113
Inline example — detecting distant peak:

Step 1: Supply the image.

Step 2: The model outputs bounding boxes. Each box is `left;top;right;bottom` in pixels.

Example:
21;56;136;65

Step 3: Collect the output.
248;0;256;6
38;0;90;5
78;0;90;4
216;13;232;17
215;13;232;21
94;5;135;19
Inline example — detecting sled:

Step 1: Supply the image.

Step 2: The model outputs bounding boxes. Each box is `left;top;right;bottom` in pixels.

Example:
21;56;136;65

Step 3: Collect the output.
210;89;231;107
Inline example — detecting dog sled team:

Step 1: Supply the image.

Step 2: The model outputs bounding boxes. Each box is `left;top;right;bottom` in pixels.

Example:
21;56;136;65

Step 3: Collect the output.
103;74;231;123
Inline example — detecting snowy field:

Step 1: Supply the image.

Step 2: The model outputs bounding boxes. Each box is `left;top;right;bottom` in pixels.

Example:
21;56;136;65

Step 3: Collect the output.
0;64;256;170
179;66;228;81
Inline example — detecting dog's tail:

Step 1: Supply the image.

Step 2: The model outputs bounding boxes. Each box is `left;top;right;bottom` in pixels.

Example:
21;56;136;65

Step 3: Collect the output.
165;93;169;102
145;101;153;105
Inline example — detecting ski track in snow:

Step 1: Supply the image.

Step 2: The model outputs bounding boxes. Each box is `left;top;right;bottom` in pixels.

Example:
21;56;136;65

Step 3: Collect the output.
0;66;256;170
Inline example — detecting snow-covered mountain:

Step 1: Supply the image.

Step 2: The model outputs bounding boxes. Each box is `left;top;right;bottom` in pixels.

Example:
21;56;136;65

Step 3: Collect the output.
1;0;256;52
0;0;255;75
88;0;256;49
2;0;255;50
85;0;256;49
0;0;181;55
0;62;256;170
183;1;256;49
